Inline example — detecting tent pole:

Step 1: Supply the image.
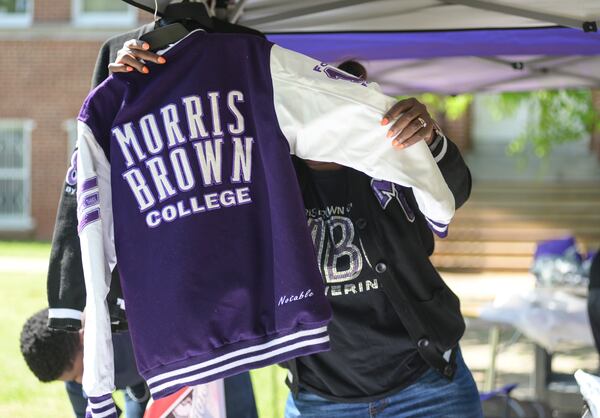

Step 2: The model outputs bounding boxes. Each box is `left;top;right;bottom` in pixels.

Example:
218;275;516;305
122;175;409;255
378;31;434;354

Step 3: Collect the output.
551;68;600;85
440;0;598;32
478;55;596;74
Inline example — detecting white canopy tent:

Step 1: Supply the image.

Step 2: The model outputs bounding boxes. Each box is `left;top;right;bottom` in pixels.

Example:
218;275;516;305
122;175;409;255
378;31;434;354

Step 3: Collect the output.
237;0;599;32
123;0;600;94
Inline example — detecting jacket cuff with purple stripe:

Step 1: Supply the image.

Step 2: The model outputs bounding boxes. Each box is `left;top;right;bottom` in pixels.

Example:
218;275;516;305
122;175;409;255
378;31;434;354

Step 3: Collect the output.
86;394;117;418
428;128;448;163
426;217;449;238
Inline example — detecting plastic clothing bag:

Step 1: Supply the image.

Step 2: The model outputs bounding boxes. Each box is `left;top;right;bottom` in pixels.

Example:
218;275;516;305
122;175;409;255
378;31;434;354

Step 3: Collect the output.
575;370;600;418
480;288;594;352
144;379;226;418
531;236;590;288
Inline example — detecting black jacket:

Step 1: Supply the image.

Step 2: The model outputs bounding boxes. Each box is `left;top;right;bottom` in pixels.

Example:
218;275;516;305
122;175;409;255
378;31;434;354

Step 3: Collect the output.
46;20;264;331
587;252;600;358
285;135;472;394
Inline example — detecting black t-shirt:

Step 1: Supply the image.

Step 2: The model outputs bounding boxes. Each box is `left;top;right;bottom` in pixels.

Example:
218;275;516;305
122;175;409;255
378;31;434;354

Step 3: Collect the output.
296;167;429;402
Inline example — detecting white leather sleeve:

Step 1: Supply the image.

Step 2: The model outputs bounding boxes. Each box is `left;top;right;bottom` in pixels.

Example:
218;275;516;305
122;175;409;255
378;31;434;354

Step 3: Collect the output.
270;45;455;225
76;121;116;398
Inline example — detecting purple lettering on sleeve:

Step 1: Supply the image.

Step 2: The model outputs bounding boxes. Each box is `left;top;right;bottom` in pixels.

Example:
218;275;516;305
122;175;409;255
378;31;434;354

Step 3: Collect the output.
66;150;78;187
313;63;368;87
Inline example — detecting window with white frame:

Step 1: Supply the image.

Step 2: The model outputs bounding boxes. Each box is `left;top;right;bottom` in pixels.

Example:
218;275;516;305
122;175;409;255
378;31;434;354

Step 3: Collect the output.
0;0;33;27
0;120;34;230
72;0;136;27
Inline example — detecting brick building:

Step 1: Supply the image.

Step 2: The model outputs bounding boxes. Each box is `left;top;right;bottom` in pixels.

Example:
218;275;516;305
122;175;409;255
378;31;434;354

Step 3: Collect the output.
0;0;152;239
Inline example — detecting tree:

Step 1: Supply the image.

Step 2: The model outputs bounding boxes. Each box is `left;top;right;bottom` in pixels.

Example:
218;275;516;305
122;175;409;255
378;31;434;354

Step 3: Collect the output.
486;90;599;158
410;89;599;158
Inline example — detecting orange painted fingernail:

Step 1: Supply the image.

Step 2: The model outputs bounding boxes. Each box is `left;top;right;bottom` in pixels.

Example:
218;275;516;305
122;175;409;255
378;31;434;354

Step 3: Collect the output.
142;43;150;50
386;130;394;138
142;67;149;74
158;57;166;64
126;66;133;72
381;118;389;125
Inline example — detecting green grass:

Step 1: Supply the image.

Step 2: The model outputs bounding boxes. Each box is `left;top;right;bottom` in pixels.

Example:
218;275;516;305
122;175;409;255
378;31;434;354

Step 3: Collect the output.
251;366;289;418
0;240;51;258
0;267;73;417
0;241;288;417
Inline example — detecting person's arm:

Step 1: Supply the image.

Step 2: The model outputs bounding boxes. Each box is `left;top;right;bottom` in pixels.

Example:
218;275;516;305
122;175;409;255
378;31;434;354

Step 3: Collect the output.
270;44;455;226
65;381;87;418
374;101;471;238
381;98;472;210
428;131;472;210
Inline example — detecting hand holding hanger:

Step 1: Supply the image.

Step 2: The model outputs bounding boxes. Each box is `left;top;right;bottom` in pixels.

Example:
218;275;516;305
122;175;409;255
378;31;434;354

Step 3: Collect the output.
108;39;166;74
139;0;214;52
108;1;213;73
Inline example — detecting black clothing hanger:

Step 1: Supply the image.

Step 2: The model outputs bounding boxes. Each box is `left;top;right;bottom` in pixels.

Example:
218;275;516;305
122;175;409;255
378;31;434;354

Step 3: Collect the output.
139;23;189;52
163;1;213;28
140;1;214;52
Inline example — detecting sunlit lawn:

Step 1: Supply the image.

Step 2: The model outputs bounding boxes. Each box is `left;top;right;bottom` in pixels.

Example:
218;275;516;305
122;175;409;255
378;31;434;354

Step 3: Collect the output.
0;241;288;418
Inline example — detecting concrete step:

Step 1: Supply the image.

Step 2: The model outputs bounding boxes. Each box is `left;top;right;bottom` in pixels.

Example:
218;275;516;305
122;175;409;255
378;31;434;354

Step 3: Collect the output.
471;187;600;195
452;212;600;223
431;182;600;272
434;240;537;256
431;254;533;271
470;182;600;193
451;219;600;229
462;200;600;210
469;193;600;203
458;206;600;218
434;239;599;257
448;225;600;240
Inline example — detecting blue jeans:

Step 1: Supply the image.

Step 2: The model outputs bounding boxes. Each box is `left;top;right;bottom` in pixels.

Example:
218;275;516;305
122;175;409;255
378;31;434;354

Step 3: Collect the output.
65;381;149;418
285;350;483;418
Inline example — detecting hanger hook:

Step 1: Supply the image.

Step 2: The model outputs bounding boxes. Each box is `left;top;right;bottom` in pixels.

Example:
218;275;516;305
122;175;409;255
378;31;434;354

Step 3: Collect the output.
153;0;158;22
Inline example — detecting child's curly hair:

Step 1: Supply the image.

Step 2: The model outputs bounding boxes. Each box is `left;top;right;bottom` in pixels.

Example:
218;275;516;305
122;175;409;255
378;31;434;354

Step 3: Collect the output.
20;308;80;382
